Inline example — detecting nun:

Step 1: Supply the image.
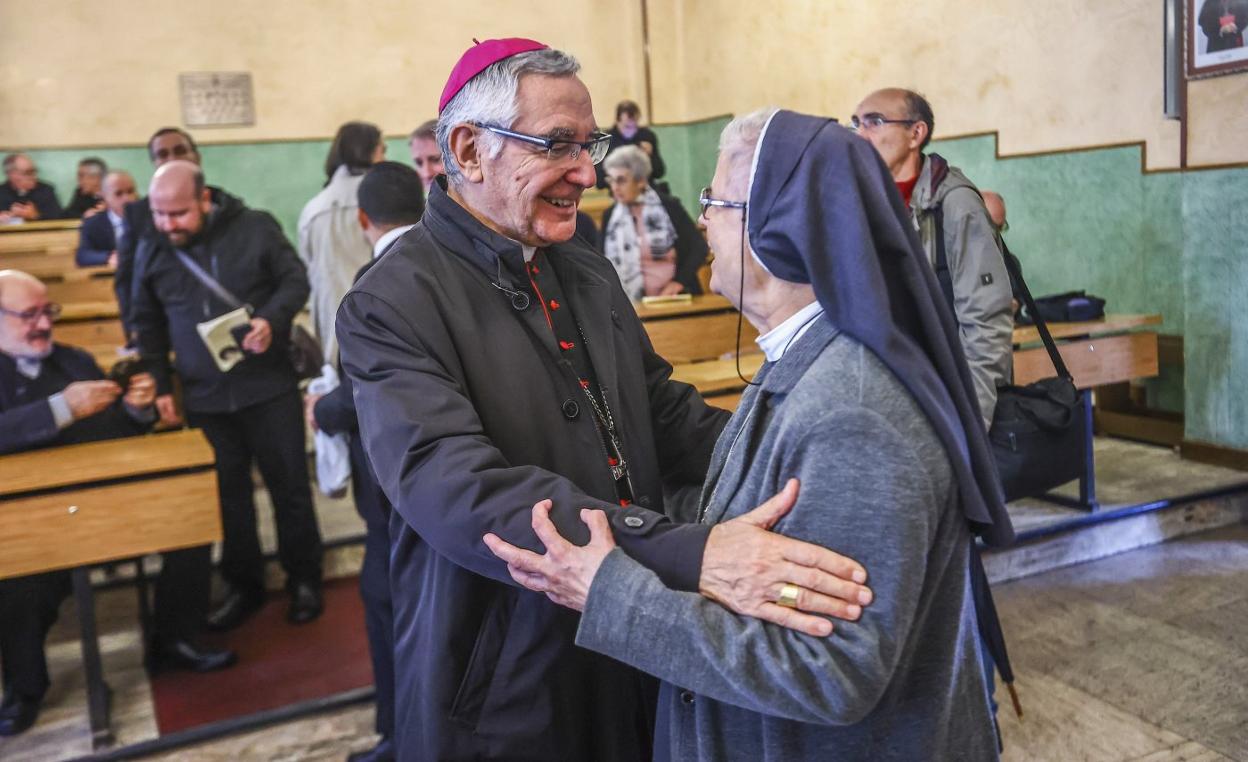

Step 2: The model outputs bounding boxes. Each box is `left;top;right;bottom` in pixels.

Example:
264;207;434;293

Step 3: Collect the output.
485;108;1015;761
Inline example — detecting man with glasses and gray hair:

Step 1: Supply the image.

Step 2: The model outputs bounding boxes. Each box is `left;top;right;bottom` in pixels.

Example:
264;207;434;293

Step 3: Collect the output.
337;38;874;761
851;88;1013;430
0;269;234;737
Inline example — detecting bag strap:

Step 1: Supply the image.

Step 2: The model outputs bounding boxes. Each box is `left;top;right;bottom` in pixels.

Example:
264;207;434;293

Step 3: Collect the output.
172;248;252;315
1000;240;1072;381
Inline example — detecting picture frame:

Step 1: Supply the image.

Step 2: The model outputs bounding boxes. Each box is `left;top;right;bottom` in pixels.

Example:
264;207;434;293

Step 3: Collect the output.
1187;0;1248;78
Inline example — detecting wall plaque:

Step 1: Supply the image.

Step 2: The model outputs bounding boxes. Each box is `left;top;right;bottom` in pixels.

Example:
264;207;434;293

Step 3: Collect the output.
179;72;256;128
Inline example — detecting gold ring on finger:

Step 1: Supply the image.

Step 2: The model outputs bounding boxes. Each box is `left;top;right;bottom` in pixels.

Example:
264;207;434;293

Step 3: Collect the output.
776;582;801;608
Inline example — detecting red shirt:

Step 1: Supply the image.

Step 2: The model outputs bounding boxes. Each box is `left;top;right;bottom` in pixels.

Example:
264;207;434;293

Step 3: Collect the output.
895;174;919;207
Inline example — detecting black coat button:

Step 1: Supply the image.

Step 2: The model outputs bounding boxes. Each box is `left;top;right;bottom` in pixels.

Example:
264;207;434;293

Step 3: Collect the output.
561;399;580;419
680;690;695;705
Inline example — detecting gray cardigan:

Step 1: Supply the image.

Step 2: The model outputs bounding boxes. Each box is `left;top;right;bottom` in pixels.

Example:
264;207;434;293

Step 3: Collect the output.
577;319;998;761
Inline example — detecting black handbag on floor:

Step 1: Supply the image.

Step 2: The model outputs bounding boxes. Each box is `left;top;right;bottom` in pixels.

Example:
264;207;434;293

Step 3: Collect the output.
932;231;1084;501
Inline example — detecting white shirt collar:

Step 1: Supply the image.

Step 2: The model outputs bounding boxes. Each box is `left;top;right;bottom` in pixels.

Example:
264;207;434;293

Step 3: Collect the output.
755;300;824;362
107;209;124;227
522;245;537;263
373;224;417;259
15;356;42;379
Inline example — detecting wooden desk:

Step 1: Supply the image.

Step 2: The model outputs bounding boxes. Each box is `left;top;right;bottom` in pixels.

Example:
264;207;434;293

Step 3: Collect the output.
636;296;760;363
0;430;220;748
579;190;613;228
47;276;117;304
0;219;81;258
60;300;121;321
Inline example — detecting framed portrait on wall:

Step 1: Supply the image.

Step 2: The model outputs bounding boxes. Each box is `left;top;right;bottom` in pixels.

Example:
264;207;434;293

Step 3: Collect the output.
1187;0;1248;77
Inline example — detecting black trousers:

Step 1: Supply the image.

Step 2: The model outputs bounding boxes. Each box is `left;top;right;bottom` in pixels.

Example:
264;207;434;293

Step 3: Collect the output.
190;391;323;594
0;547;209;702
349;440;395;738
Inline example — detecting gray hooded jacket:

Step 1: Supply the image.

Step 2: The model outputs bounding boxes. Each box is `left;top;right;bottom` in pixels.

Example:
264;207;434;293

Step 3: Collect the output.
909;155;1013;428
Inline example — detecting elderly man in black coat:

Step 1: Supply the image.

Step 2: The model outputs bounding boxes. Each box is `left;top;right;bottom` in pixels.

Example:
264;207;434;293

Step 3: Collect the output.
336;38;874;761
0;270;234;737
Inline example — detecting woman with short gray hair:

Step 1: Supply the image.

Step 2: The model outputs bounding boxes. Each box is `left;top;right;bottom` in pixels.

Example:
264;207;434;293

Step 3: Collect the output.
601;145;707;299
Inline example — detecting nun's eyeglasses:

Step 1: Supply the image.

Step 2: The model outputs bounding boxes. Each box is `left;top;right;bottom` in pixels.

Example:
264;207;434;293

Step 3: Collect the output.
849;113;917;132
699;187;747;215
476;124;613;165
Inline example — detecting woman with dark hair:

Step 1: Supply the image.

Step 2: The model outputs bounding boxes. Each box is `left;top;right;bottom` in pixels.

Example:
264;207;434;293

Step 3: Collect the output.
596;99;667;191
299;121;385;361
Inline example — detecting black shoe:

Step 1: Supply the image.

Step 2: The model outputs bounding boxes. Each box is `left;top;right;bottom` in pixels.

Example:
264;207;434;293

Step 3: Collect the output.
347;736;395;762
287;581;323;625
0;695;40;737
150;638;238;673
206;587;265;632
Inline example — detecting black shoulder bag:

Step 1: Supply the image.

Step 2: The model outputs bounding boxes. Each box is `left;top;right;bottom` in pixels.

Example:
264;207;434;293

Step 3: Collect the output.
932;211;1084;501
172;248;323;380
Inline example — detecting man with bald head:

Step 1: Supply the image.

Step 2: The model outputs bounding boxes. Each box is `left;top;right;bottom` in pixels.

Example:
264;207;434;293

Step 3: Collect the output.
0;269;234;736
851;88;1013;429
130;161;324;630
76;170;138;267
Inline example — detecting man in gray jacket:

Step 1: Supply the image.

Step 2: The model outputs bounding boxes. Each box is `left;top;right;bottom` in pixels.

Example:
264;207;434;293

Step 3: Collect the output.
485;109;1010;760
852;88;1013;429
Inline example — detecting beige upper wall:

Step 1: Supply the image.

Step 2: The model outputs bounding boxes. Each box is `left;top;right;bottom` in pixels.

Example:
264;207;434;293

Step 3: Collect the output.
0;0;646;147
649;0;1197;169
1187;74;1248;166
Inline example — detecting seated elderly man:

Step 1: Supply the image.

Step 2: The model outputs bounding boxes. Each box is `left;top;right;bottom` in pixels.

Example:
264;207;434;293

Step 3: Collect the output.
601;145;707;299
0;269;234;737
485;109;1015;761
0;154;63;223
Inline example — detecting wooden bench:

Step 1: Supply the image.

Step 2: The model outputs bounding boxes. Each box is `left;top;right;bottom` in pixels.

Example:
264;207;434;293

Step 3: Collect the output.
579;190;613;229
56;319;128;368
0;430;220;748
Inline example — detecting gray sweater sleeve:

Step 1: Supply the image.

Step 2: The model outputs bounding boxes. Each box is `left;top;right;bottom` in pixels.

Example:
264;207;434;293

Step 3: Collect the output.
577;406;945;726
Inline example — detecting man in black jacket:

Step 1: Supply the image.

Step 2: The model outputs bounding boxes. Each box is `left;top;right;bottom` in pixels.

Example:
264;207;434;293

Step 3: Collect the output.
0;269;234;737
307;161;425;762
130;161;324;630
0;154;63;222
337;39;872;761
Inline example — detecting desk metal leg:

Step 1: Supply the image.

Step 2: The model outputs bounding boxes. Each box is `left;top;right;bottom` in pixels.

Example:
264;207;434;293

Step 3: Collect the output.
72;567;114;749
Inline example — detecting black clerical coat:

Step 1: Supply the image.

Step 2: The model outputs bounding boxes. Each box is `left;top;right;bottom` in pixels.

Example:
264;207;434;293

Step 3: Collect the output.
337;182;728;761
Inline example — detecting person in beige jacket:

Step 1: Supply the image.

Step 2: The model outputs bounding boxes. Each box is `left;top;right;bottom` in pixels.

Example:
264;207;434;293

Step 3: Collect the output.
297;121;385;363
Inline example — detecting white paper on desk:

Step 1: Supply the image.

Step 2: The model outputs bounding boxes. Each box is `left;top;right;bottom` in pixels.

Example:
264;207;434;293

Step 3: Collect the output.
195;306;251;373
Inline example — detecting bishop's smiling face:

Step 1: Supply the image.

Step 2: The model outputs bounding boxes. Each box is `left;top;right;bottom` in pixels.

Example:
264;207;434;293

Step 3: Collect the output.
477;74;598;247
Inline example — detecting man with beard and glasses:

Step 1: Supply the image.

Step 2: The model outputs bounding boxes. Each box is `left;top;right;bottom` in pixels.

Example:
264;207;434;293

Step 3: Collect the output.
336;39;875;761
0;269;234;738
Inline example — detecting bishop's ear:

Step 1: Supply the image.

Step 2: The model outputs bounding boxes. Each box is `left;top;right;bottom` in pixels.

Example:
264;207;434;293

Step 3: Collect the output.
448;123;486;184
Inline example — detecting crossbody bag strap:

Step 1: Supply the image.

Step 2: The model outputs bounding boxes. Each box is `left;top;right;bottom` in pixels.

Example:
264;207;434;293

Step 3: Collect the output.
172;248;252;315
1000;242;1071;381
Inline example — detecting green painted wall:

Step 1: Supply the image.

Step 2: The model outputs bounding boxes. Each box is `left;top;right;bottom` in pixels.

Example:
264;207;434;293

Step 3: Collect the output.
652;115;732;219
1181;169;1248;449
19;136;413;241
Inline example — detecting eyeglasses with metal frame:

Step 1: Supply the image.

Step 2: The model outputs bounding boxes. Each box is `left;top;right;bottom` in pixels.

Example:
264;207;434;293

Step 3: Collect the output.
0;302;62;322
476;124;613;165
849;113;918;132
699;187;748;216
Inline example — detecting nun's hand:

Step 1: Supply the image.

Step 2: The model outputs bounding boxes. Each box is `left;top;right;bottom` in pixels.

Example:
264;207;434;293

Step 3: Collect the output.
483;500;615;612
699;479;874;637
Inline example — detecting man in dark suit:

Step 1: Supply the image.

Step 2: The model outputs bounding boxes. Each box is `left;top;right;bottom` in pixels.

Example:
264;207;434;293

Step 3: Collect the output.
76;170;138;268
0;269;235;737
0;153;62;222
306;161;424;762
